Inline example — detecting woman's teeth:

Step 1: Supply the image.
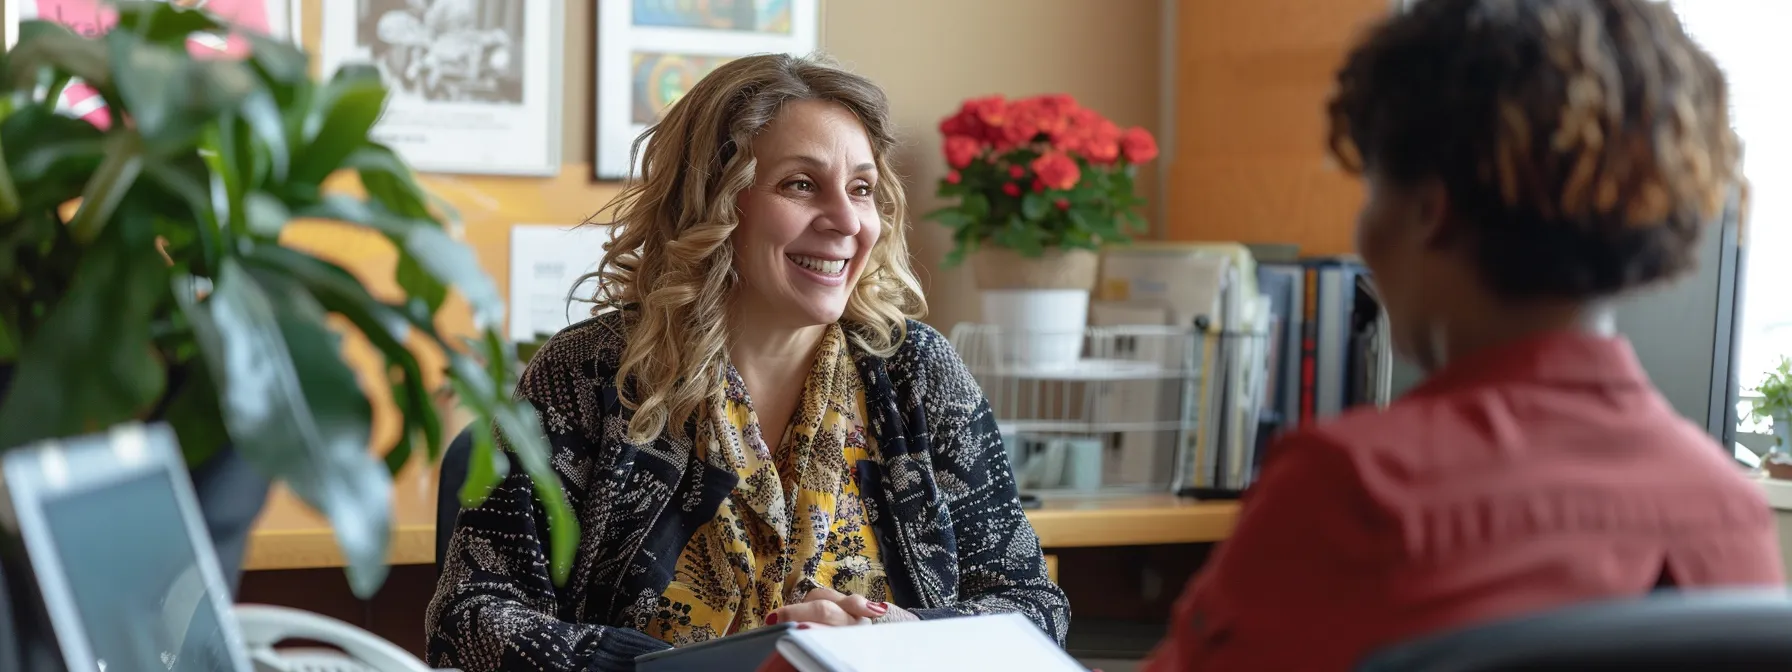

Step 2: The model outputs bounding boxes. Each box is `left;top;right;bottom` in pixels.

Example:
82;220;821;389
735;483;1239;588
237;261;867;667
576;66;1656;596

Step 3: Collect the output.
789;254;846;276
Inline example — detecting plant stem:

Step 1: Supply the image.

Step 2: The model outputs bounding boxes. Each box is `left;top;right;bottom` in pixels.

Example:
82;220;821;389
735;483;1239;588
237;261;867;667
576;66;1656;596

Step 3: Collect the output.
43;75;71;112
0;134;20;222
69;133;144;244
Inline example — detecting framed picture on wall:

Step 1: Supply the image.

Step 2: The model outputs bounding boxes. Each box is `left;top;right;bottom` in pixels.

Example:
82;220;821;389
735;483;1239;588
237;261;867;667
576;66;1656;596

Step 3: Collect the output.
319;0;563;177
4;0;300;125
593;0;821;181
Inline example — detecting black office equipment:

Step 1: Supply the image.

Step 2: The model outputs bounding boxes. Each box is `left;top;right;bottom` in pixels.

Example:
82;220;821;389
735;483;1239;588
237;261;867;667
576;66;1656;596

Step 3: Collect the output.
1356;589;1792;672
635;622;795;672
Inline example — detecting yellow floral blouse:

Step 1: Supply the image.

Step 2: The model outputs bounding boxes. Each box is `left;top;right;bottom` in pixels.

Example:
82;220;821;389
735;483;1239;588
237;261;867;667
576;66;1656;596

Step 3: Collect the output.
644;325;890;646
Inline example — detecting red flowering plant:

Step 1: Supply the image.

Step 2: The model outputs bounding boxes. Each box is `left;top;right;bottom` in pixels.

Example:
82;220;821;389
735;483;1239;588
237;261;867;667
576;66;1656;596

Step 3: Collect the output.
925;94;1159;265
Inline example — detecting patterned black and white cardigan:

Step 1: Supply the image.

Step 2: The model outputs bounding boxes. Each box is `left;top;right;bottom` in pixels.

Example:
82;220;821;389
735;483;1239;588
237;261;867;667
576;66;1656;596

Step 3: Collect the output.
425;310;1069;671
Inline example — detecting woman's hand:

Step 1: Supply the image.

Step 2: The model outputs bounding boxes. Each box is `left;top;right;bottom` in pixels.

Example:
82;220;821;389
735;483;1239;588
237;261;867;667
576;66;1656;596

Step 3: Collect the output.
766;586;919;627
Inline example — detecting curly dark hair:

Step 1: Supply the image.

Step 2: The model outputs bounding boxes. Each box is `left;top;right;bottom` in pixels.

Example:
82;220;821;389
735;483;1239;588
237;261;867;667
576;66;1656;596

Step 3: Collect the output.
1326;0;1738;299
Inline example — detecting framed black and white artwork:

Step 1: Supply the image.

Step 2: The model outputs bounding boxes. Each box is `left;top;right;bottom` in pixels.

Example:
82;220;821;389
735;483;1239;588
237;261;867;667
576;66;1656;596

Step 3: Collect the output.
593;0;821;181
320;0;563;177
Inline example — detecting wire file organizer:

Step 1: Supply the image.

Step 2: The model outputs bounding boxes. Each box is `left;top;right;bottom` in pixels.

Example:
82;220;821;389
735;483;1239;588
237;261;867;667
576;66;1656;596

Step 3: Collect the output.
949;321;1274;496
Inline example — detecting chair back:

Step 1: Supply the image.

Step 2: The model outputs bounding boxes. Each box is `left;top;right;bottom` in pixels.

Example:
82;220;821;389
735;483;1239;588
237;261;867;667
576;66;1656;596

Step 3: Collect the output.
434;427;475;570
1357;589;1792;672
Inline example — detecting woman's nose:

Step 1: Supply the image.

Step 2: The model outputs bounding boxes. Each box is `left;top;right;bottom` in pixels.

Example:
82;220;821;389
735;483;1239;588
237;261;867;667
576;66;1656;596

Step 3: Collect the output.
814;188;861;236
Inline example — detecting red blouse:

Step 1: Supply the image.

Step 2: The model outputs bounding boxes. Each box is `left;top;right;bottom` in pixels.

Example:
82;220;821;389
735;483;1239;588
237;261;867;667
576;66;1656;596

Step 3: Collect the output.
1144;331;1783;672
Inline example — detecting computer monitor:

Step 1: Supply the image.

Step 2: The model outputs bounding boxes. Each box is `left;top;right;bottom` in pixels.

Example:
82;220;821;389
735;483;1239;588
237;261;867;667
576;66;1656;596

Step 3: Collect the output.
0;423;252;672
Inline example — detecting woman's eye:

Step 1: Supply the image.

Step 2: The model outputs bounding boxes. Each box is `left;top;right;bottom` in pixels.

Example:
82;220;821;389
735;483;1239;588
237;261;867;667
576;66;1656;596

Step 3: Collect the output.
786;179;815;192
852;184;874;197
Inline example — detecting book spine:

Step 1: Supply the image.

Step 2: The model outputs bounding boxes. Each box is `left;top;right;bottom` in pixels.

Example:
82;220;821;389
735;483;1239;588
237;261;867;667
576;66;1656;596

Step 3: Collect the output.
1300;267;1319;424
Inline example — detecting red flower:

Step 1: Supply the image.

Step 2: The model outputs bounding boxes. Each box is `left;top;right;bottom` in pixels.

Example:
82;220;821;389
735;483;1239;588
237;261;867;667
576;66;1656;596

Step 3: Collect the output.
945;170;962;184
1000;112;1042;149
967;95;1007;128
943;135;982;169
1031;179;1045;193
1009;165;1026;179
1030;151;1081;191
940;95;1008;144
999;94;1079;149
1121;127;1159;164
1002;182;1022;197
1054;198;1070;211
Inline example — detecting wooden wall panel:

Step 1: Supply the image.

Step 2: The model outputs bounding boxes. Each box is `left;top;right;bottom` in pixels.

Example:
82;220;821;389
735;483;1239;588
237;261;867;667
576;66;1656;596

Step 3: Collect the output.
1165;0;1392;254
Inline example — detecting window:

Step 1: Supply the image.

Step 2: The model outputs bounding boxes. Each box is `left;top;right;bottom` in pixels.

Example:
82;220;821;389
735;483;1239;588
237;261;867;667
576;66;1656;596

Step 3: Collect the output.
1672;1;1792;433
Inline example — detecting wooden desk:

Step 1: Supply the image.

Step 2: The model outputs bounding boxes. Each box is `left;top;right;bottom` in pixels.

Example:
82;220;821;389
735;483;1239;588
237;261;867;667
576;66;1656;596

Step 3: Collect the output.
244;467;1240;571
245;465;440;572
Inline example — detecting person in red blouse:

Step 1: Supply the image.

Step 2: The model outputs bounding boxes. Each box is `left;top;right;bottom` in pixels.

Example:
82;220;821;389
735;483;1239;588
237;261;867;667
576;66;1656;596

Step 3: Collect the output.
1144;1;1784;670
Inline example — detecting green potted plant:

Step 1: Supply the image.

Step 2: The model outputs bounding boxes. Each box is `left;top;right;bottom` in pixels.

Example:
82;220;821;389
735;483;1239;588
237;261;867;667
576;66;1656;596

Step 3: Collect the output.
0;3;576;597
924;93;1158;368
1751;356;1792;479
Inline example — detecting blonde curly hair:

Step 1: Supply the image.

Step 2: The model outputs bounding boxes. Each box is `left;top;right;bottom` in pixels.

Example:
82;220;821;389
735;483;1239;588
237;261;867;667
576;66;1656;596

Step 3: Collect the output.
586;54;926;445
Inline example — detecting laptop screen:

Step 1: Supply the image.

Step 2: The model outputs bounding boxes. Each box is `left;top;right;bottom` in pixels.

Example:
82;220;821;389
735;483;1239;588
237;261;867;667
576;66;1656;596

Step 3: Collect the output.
38;468;239;671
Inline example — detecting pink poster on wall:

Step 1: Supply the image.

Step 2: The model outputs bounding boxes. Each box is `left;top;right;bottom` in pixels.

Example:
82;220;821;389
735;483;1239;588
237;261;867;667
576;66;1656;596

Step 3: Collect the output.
17;0;292;127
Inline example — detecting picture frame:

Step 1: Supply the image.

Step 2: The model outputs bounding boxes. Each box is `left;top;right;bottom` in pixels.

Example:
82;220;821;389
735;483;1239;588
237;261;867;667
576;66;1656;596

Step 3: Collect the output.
3;0;300;127
593;0;822;181
319;0;564;177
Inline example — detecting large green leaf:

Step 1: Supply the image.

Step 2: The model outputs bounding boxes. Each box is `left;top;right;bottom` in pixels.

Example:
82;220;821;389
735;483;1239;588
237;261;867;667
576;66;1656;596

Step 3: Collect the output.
458;417;508;505
242;246;442;465
111;1;226;46
3;105;106;213
0;210;168;448
238;89;289;184
298;196;504;330
6;21;111;96
106;31;256;155
347;144;429;218
161;348;227;467
447;348;575;584
244;33;307;86
67;132;144;244
176;259;392;598
292;65;387;185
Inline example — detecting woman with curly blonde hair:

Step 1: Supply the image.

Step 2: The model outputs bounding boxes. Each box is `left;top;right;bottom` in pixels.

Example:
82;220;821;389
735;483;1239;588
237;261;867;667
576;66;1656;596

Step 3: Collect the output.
1145;1;1780;670
426;53;1068;671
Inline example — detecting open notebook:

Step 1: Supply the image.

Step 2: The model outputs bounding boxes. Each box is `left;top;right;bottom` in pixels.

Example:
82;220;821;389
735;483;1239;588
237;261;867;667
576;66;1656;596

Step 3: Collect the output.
776;613;1084;672
637;613;1083;672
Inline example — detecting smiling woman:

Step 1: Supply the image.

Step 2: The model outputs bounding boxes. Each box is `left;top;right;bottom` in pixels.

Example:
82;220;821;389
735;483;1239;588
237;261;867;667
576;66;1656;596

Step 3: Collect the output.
425;54;1069;672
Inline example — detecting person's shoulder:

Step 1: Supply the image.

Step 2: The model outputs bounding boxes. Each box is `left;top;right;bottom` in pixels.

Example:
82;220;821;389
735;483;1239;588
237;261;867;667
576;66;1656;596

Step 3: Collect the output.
1256;405;1429;515
515;309;628;403
881;319;966;387
894;319;952;359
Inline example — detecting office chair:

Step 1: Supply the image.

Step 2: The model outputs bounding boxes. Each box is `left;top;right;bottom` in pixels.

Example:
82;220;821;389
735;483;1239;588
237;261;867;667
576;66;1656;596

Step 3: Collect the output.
1356;589;1792;672
433;427;475;571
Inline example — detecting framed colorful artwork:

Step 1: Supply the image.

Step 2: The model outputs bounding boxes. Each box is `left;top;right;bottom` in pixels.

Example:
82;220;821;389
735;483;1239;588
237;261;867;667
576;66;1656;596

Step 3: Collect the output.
593;0;822;180
3;0;300;127
319;0;564;177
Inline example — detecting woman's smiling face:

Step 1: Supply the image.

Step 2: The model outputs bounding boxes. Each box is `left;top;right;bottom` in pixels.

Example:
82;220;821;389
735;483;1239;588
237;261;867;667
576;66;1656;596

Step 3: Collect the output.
731;99;883;330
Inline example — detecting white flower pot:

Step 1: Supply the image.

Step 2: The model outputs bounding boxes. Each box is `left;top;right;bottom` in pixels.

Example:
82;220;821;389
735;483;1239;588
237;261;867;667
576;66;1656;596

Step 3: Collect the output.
968;247;1099;371
980;289;1090;370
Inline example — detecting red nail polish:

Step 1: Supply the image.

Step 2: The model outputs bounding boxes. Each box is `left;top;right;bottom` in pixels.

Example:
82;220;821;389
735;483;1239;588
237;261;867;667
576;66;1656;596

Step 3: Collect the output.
870;602;889;614
795;623;813;630
766;613;780;625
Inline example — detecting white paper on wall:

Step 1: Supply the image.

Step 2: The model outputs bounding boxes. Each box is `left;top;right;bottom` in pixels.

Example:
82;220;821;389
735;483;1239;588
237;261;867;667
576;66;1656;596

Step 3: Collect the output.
507;224;612;342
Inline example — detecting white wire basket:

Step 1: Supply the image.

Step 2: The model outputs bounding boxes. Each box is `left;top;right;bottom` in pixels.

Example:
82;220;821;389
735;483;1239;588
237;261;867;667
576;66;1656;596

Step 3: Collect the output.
950;322;1273;495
